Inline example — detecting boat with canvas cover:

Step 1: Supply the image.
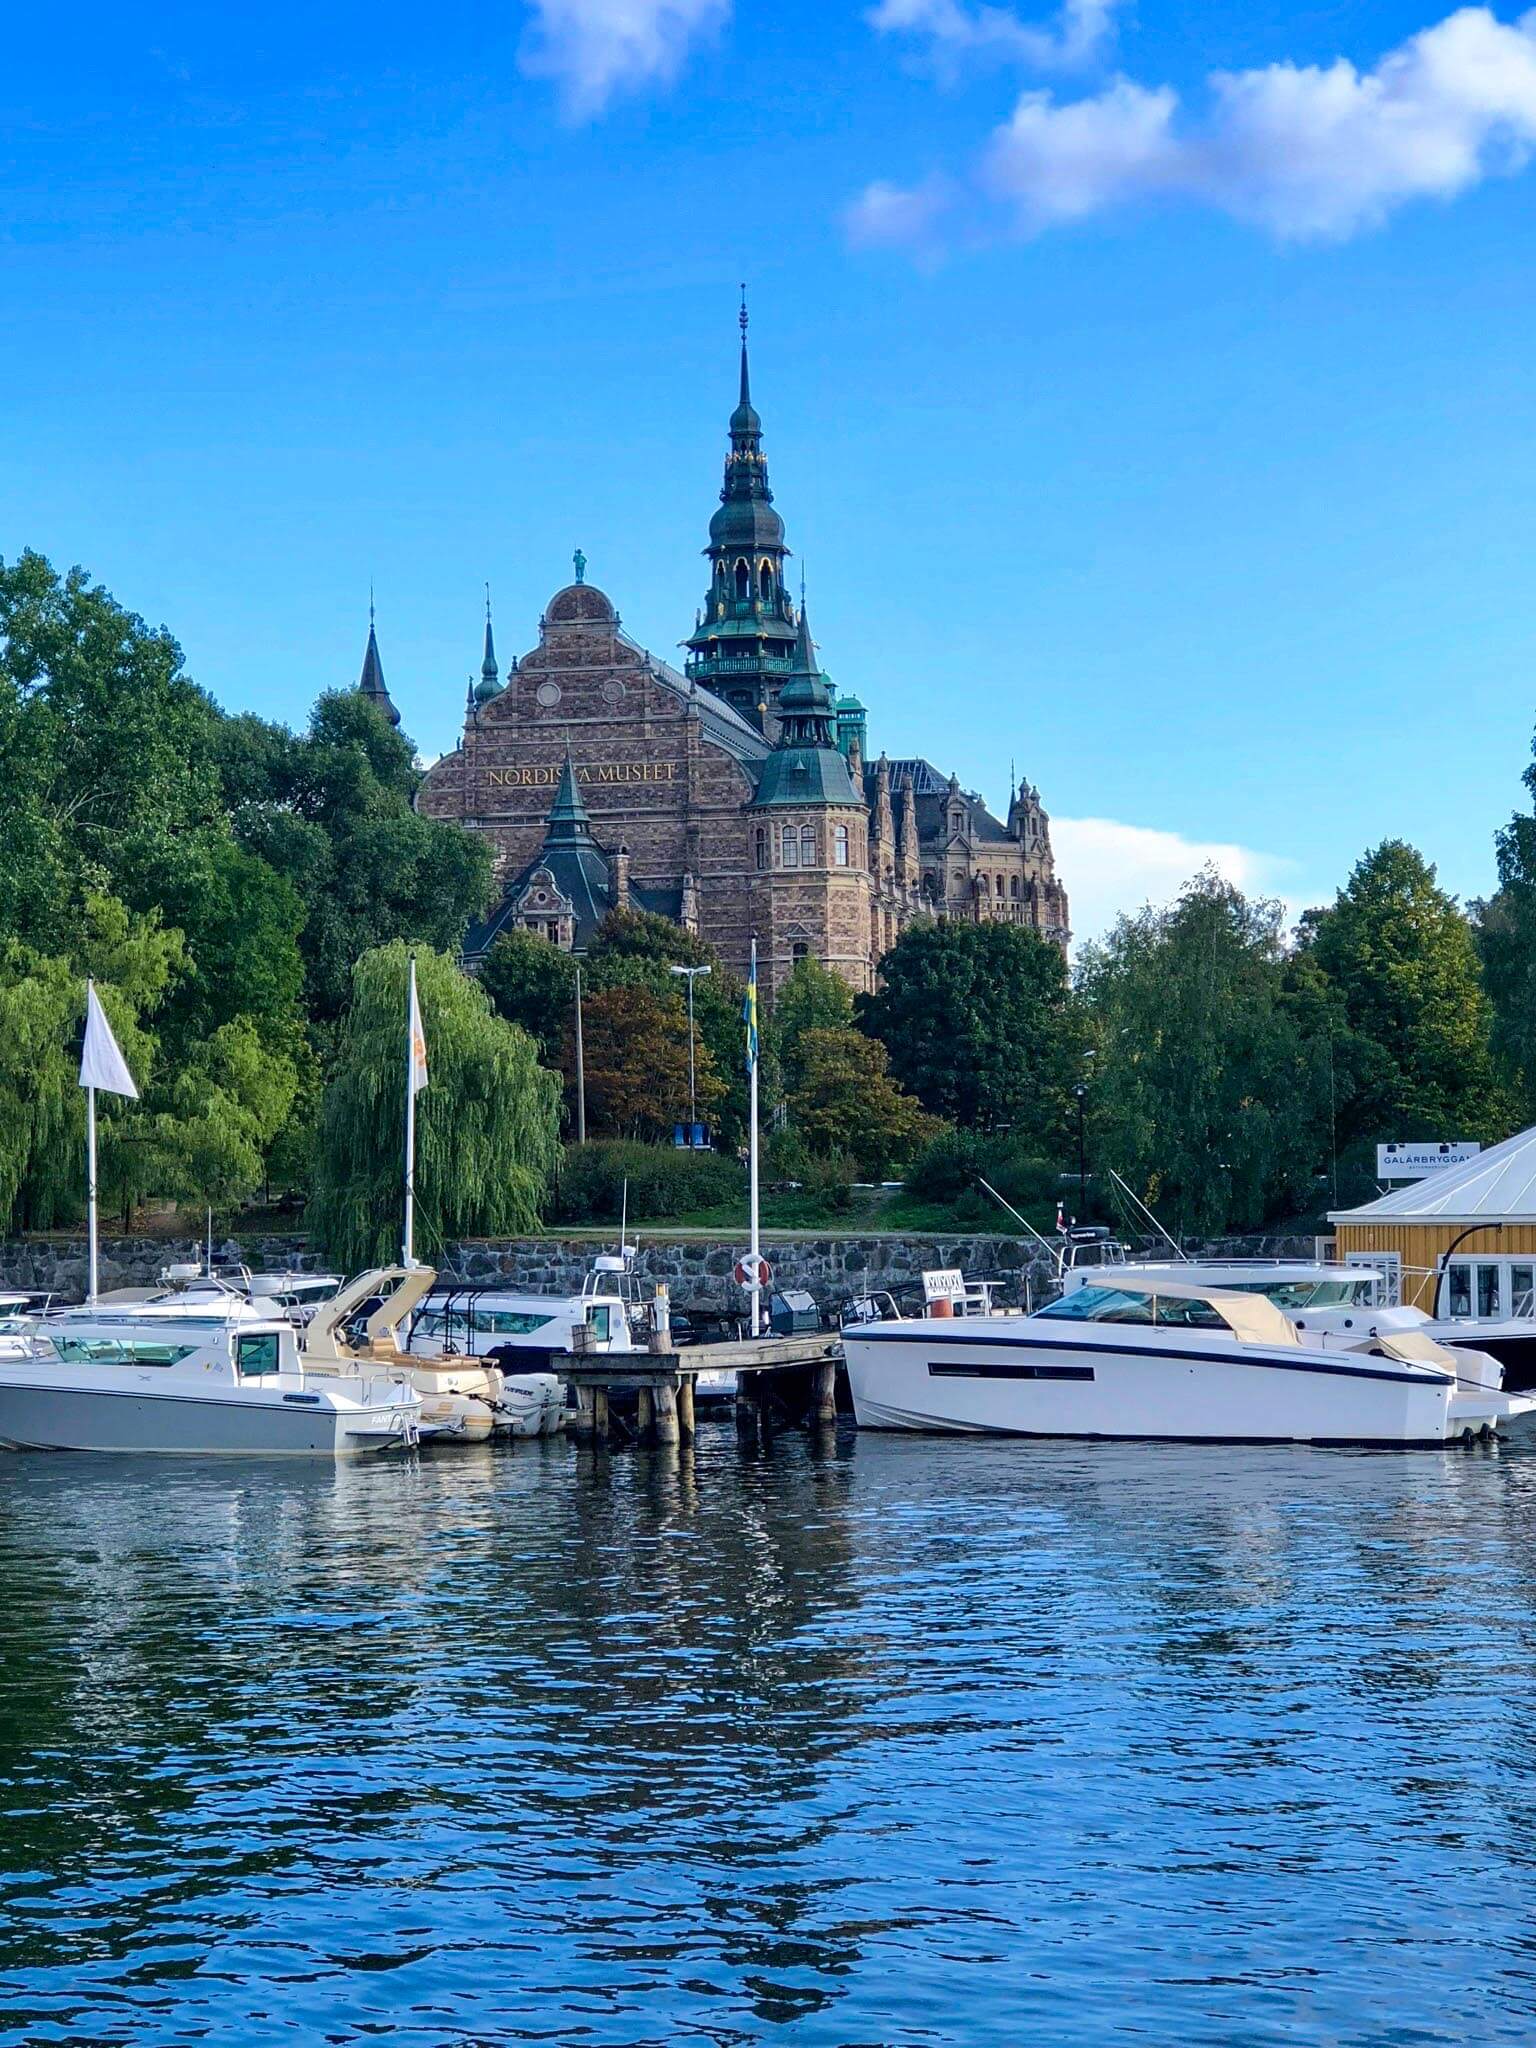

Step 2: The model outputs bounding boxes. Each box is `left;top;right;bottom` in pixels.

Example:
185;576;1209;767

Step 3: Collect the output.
842;1276;1535;1446
0;1307;418;1456
303;1265;562;1441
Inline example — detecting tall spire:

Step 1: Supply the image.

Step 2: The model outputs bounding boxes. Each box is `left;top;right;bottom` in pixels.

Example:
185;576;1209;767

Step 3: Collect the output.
738;282;751;414
356;601;400;727
475;584;503;706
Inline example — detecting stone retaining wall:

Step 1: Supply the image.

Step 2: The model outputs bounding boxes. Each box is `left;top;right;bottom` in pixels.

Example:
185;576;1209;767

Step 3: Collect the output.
0;1228;1324;1312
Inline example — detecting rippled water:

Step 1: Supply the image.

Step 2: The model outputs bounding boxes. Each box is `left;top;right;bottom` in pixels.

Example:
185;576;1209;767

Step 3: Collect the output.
3;1429;1536;2045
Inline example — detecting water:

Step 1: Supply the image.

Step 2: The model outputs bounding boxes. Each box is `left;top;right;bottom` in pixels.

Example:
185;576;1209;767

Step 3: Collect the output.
3;1430;1536;2047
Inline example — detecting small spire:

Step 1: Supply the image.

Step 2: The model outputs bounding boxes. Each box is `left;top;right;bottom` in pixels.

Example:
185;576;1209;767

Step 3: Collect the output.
739;282;750;407
356;603;400;727
544;743;595;845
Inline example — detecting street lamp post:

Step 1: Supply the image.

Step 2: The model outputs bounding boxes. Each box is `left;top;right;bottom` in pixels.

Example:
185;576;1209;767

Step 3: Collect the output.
574;965;587;1145
669;963;712;1134
1073;1050;1096;1221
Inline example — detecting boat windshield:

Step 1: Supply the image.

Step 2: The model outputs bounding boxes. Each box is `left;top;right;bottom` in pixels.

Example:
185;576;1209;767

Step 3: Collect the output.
1038;1286;1231;1330
1240;1279;1369;1308
47;1336;201;1367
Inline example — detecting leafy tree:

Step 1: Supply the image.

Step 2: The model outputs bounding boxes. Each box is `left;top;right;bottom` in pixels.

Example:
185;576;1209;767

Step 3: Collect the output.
222;691;494;1030
571;983;723;1141
1078;872;1330;1239
1303;841;1508;1147
1479;732;1536;1112
309;944;562;1271
479;929;578;1069
772;956;853;1092
858;920;1083;1147
788;1027;943;1179
582;908;764;1145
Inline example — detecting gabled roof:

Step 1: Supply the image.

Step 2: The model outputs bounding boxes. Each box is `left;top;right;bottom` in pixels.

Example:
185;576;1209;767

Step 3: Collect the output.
1330;1126;1536;1223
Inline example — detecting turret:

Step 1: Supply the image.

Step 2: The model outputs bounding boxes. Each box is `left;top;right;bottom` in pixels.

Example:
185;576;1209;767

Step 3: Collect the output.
356;598;400;727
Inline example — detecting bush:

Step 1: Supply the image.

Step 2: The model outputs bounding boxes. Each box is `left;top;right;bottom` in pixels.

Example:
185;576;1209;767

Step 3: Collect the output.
552;1140;745;1224
905;1130;1064;1226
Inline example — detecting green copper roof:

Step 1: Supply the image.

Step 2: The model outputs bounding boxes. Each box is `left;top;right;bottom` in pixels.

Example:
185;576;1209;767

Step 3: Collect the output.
544;750;593;845
749;600;862;809
357;615;400;726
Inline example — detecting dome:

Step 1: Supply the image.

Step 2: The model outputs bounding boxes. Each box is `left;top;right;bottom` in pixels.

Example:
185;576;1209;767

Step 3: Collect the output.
708;498;785;551
545;583;617;627
473;669;504;707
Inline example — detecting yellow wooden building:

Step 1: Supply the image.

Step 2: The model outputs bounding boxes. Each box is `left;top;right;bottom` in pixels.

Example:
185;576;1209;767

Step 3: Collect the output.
1329;1127;1536;1319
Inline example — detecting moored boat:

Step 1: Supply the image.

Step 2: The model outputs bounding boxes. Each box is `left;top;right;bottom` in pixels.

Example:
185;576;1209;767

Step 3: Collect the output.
842;1276;1534;1447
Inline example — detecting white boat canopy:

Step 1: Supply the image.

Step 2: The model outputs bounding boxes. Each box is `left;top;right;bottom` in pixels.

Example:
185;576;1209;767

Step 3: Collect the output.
1063;1279;1301;1349
1329;1123;1536;1226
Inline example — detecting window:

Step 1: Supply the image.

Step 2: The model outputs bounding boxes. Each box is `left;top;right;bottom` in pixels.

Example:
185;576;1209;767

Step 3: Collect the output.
49;1336;197;1368
834;825;850;867
1514;1266;1535;1319
755;828;768;871
476;1309;557;1336
1477;1264;1503;1318
735;558;750;601
237;1333;281;1378
760;561;773;601
800;824;816;866
791;940;810;964
586;1305;612;1344
1010;876;1020;899
1447;1264;1472;1318
1037;1286;1154;1325
781;824;799;868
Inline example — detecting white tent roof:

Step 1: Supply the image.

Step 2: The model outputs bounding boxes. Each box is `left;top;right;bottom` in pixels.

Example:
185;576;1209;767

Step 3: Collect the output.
1330;1124;1536;1224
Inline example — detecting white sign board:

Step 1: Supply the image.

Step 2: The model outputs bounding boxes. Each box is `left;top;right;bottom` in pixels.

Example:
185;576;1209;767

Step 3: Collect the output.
922;1268;965;1303
1376;1141;1480;1181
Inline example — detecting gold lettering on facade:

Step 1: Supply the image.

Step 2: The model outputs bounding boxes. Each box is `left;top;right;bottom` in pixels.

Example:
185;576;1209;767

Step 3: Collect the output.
485;761;680;791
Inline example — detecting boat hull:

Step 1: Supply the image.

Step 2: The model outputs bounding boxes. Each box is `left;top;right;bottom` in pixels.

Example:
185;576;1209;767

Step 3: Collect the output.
842;1322;1460;1446
0;1377;413;1457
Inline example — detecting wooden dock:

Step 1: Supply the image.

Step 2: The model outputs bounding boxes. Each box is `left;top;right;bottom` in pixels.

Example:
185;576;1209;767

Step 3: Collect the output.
560;1334;843;1445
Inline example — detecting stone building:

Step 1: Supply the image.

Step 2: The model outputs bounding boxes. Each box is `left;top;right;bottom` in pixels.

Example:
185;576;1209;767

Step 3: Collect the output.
411;317;1070;996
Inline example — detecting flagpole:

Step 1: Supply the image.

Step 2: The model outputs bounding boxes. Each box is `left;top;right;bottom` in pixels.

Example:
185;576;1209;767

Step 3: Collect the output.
403;954;418;1269
748;939;761;1339
86;1051;99;1305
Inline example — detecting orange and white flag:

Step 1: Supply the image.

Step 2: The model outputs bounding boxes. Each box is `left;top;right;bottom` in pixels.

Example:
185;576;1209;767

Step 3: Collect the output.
408;958;429;1096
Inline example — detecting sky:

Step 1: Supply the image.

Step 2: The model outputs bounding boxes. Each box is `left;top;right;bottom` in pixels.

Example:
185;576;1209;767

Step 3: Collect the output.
5;0;1536;944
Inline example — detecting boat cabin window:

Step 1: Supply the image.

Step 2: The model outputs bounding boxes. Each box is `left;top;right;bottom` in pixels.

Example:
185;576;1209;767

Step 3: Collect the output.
586;1305;612;1343
50;1337;198;1368
1515;1266;1535;1319
1039;1286;1229;1330
236;1332;281;1378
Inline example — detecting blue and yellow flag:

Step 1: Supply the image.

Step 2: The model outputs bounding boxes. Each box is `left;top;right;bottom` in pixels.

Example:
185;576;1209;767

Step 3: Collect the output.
742;951;759;1074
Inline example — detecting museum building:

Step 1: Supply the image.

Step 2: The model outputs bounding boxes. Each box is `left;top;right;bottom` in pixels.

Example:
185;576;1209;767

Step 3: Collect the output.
379;319;1071;996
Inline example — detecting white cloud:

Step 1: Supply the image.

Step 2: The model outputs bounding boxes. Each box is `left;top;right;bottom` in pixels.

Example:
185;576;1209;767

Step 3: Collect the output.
983;75;1179;223
868;0;1123;73
856;6;1536;244
1052;816;1301;948
521;0;728;116
843;173;957;249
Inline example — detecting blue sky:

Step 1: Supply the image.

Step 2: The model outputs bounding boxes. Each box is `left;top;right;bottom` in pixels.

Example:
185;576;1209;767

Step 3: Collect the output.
5;0;1536;941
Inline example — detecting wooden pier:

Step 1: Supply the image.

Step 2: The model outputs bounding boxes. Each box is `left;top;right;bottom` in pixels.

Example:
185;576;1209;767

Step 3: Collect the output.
560;1334;843;1445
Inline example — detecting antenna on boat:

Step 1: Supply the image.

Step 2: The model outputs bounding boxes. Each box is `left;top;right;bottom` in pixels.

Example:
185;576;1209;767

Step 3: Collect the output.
978;1177;1065;1277
206;1206;213;1279
619;1178;629;1261
1108;1169;1187;1261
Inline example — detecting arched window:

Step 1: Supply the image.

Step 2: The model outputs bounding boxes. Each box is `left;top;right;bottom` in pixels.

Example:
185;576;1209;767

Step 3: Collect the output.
735;558;750;602
754;828;768;871
759;561;774;602
997;875;1006;898
834;825;850;867
791;939;809;964
800;824;816;866
1010;876;1020;899
781;823;799;868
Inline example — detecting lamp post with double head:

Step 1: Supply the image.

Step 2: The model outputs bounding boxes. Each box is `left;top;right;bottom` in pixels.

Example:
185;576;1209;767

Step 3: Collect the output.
669;963;712;1133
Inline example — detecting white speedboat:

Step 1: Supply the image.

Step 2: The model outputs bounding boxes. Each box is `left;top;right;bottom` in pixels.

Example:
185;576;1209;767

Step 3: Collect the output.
842;1276;1535;1446
0;1308;418;1456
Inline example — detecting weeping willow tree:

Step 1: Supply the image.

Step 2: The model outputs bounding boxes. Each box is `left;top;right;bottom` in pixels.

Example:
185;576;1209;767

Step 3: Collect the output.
308;942;562;1271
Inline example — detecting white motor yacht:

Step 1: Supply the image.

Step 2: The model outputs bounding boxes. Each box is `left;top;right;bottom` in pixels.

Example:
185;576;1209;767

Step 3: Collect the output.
842;1276;1534;1446
0;1307;418;1456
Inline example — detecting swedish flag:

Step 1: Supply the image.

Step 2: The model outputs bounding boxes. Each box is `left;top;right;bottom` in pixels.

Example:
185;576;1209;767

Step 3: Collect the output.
742;953;759;1074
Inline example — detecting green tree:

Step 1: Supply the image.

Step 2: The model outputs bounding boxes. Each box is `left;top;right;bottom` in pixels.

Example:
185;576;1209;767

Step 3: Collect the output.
772;956;854;1092
309;944;562;1270
1078;872;1330;1238
1479;730;1536;1112
572;983;724;1140
480;928;578;1069
858;920;1083;1147
582;909;764;1145
788;1027;943;1179
1303;841;1508;1148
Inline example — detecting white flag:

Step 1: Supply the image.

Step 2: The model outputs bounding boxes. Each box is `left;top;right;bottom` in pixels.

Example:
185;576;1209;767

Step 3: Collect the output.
79;983;139;1099
408;963;428;1096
